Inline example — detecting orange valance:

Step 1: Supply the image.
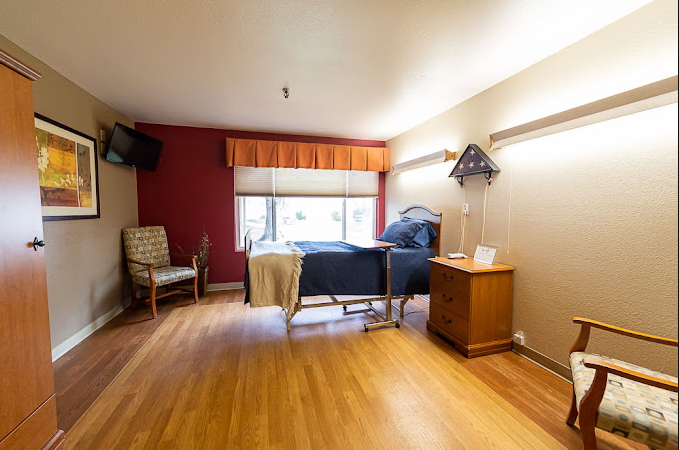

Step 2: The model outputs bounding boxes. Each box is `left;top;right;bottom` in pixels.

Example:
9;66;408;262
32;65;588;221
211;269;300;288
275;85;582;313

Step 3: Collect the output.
226;138;390;172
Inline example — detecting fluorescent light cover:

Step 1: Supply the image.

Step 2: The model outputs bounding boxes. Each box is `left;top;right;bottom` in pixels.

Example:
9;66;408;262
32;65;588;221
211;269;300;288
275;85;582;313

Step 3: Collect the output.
490;75;678;149
392;149;456;174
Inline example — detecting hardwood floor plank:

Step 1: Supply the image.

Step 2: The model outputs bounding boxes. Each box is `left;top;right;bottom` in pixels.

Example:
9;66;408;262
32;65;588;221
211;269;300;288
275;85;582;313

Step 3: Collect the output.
56;290;642;449
53;291;237;432
401;297;645;450
63;301;564;449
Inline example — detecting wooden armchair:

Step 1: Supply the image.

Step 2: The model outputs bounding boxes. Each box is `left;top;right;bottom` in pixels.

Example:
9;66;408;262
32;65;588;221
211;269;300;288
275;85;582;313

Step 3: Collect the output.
566;317;678;450
122;226;198;318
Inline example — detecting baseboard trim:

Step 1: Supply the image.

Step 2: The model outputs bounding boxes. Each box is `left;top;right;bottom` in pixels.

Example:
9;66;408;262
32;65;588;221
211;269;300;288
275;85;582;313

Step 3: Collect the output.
51;303;126;362
512;343;572;382
207;282;244;291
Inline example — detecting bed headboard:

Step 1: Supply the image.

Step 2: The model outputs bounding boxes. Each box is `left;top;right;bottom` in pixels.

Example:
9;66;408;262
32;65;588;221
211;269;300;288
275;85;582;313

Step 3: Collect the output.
398;204;443;256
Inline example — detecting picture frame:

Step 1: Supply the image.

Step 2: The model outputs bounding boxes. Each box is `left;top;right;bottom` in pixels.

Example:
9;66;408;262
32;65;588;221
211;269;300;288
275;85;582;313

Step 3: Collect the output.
473;244;498;265
34;113;100;221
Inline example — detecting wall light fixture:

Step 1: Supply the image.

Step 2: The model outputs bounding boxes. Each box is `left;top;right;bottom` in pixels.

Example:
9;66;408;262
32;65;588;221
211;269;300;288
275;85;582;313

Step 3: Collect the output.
490;75;678;150
391;149;456;174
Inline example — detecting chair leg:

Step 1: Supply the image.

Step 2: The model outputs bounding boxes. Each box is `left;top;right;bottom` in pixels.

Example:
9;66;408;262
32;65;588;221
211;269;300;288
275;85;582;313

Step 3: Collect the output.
578;369;608;450
566;386;579;426
150;283;157;319
193;275;198;304
580;420;598;450
130;280;137;309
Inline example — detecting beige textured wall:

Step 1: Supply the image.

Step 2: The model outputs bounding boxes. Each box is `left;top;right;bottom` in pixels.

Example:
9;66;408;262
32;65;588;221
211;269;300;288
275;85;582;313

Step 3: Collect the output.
386;0;678;375
0;34;138;351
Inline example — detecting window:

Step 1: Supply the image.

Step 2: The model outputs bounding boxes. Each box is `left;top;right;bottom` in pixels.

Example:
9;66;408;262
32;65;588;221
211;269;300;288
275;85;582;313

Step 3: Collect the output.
236;167;378;248
275;197;345;242
237;196;268;243
346;197;376;242
237;197;376;247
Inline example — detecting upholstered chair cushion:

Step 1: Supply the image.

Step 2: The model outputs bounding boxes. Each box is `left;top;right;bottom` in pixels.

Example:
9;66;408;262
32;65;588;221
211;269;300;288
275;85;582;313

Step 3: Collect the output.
122;226;171;274
570;352;679;450
132;266;196;288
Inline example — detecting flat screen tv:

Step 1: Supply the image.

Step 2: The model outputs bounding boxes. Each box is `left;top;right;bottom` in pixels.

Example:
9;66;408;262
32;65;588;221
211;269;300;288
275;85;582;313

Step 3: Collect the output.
105;123;163;171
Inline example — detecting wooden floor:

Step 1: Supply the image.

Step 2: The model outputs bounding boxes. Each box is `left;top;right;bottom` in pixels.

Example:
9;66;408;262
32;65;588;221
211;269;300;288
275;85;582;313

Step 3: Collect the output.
53;291;241;432
55;291;642;450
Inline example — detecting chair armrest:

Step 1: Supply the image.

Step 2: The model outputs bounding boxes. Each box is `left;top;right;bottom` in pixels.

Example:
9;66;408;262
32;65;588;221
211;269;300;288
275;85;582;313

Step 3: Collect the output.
583;357;678;393
573;317;678;347
126;257;154;268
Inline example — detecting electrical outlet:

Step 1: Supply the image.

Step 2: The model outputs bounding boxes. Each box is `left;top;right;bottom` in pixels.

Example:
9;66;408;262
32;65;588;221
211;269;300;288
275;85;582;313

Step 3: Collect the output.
463;203;469;215
513;331;525;346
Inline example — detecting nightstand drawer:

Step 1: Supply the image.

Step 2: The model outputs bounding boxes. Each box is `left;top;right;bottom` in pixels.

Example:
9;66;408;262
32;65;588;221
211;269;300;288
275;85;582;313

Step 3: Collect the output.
430;262;471;298
429;303;469;343
430;285;470;320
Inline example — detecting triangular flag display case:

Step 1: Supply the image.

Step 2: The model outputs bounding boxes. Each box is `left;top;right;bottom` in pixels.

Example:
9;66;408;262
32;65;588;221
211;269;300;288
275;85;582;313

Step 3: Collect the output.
449;144;500;186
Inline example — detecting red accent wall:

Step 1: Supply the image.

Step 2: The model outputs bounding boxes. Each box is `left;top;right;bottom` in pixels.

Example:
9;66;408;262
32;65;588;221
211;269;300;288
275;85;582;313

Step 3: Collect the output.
135;123;387;284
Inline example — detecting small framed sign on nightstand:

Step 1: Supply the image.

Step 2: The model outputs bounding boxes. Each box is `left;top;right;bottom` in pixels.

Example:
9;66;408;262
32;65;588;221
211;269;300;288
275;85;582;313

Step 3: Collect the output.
473;244;498;265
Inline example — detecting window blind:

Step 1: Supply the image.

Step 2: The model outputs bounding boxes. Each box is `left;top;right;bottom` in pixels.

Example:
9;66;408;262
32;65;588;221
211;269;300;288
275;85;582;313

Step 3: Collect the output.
347;170;379;197
235;167;378;197
275;168;346;196
234;167;274;196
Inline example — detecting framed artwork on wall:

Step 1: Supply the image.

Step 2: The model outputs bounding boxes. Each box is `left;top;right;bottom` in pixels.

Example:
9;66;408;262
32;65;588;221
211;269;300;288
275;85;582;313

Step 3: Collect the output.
34;113;100;221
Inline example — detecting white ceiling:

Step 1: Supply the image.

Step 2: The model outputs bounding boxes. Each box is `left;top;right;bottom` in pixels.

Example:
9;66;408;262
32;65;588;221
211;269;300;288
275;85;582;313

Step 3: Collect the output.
0;0;652;141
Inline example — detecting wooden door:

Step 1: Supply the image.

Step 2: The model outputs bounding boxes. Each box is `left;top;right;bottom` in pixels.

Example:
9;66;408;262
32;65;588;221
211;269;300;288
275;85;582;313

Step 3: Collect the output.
0;54;60;447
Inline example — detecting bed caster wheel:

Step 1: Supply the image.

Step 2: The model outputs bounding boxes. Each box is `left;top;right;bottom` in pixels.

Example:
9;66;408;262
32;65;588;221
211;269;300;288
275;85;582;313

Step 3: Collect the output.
364;327;369;332
395;323;400;329
343;305;347;312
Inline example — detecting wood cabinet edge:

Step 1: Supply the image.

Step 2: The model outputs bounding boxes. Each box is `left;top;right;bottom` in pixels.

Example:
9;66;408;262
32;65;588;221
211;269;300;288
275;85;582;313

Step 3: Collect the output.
0;48;41;81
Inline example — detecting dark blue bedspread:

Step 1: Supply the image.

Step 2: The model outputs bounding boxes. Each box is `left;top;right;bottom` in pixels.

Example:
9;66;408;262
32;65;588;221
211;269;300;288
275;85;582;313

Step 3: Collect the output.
245;241;434;303
296;241;434;297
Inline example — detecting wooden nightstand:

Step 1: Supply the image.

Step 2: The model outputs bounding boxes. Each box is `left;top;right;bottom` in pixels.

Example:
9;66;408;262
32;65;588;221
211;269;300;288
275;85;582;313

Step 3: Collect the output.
426;257;515;358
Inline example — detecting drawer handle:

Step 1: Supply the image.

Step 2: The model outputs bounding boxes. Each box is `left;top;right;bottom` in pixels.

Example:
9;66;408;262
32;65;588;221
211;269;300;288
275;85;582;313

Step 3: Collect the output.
441;294;453;303
442;273;454;281
441;314;452;325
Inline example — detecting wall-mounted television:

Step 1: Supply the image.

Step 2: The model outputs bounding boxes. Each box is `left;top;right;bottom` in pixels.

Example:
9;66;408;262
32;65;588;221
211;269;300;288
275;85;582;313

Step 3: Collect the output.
105;123;163;171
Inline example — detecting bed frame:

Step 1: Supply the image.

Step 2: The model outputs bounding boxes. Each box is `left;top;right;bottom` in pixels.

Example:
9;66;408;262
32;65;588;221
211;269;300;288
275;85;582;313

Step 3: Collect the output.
245;204;442;331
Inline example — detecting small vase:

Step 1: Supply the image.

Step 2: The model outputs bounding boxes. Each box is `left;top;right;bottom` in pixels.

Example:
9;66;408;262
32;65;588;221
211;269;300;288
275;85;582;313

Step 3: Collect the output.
197;267;209;297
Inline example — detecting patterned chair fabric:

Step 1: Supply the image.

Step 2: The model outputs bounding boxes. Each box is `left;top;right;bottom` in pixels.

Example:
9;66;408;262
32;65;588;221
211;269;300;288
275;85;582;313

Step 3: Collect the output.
122;226;171;274
132;266;196;288
570;352;679;450
122;226;195;288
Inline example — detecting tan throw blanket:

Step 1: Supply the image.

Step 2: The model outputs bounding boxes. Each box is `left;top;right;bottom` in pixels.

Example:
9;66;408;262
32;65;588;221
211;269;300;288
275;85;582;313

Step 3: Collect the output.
248;241;304;320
